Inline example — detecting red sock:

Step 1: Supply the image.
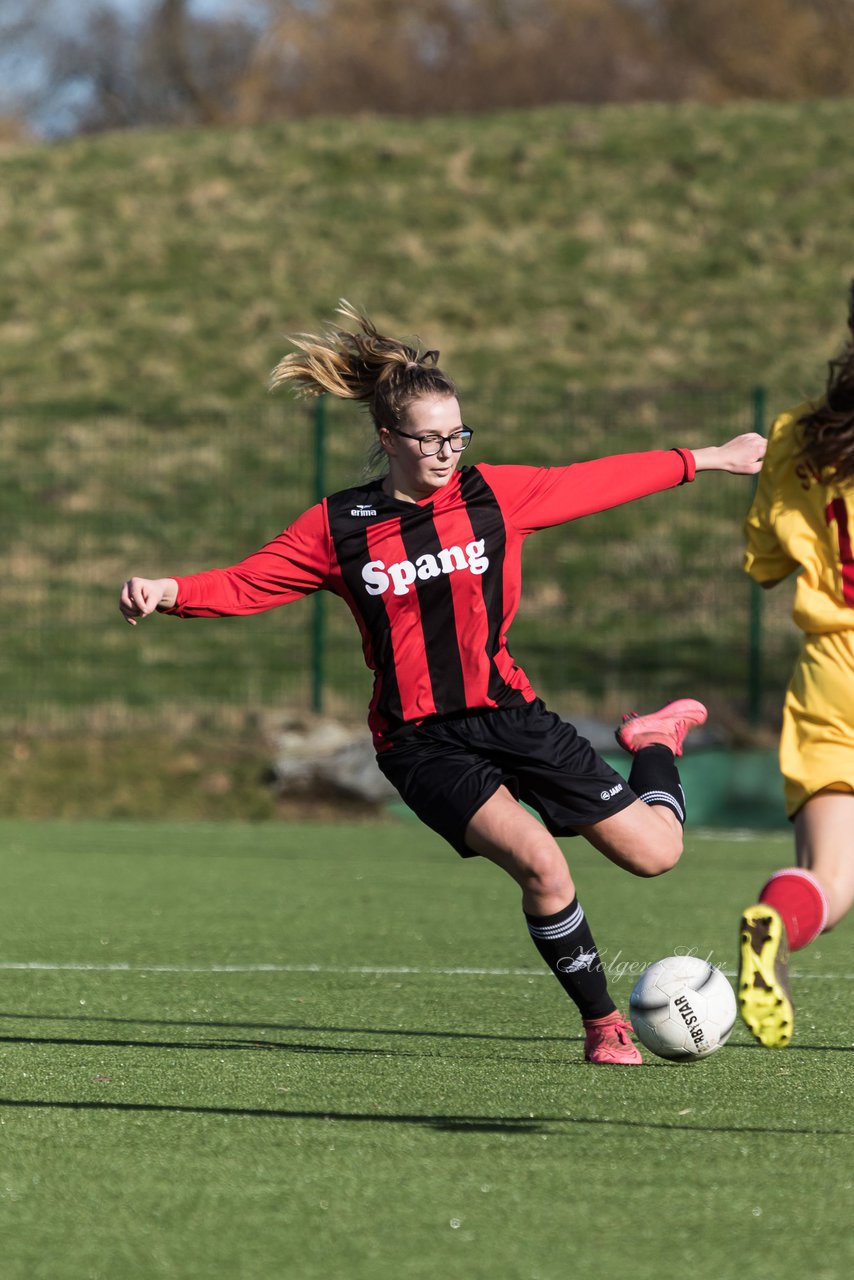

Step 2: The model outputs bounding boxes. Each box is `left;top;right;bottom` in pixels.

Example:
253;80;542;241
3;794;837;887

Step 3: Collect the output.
759;868;828;951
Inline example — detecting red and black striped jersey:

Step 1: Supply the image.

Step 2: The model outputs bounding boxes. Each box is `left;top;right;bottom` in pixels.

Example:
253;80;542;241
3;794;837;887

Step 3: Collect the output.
169;450;694;748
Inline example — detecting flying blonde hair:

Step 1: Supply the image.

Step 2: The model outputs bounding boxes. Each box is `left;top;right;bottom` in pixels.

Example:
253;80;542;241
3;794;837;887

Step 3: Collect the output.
270;300;457;432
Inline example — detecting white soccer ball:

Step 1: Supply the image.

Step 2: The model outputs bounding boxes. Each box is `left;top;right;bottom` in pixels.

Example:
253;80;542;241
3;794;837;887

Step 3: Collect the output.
629;954;737;1061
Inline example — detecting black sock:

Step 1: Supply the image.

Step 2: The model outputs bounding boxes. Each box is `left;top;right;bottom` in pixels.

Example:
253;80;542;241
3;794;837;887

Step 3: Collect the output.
627;744;686;824
525;898;616;1021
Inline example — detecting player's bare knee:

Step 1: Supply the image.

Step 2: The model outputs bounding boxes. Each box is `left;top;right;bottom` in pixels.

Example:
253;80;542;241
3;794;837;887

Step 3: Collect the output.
523;862;570;902
631;832;684;877
519;845;572;900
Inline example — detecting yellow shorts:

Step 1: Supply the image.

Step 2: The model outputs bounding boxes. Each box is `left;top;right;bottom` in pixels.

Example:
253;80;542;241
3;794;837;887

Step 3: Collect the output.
780;629;854;818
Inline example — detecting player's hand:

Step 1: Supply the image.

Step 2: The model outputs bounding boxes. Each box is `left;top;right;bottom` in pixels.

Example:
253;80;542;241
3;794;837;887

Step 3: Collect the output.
119;577;178;625
692;433;767;475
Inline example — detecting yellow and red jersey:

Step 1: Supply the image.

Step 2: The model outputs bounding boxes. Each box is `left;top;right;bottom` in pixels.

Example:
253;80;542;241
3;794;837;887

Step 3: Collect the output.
744;402;854;633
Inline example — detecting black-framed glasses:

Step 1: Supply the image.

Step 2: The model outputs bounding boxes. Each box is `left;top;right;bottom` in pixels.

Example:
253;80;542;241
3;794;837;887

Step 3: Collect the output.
390;426;474;456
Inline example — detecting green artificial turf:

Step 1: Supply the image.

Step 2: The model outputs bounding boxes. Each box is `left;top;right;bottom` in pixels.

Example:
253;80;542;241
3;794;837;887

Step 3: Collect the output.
0;819;851;1278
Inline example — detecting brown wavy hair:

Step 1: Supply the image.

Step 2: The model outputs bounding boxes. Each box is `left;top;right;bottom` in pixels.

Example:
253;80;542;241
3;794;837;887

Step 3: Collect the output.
270;300;457;433
798;280;854;486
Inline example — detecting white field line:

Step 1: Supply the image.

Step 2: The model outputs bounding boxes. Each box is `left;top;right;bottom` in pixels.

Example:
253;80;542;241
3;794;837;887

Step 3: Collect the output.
0;960;850;980
692;829;791;842
694;826;791;837
4;961;541;977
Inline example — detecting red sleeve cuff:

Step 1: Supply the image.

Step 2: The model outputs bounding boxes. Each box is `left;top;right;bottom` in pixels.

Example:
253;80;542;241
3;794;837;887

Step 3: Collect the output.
672;448;696;484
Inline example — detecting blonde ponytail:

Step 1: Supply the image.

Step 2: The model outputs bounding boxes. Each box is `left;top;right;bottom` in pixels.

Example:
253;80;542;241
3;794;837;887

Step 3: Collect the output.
270;300;456;431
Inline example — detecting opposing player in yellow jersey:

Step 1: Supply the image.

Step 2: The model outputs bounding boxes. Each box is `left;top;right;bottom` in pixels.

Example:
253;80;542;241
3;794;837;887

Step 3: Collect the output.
739;281;854;1047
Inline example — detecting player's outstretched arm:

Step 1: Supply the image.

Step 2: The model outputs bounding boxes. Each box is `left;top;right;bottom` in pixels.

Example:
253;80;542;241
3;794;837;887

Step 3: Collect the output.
692;433;767;475
119;576;179;625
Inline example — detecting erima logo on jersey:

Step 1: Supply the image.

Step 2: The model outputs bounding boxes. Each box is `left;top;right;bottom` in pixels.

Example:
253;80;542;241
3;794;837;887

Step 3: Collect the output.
350;505;377;517
362;539;489;596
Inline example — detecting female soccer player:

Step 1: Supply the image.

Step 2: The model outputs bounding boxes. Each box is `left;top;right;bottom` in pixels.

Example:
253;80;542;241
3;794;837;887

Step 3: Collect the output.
739;283;854;1048
120;302;766;1065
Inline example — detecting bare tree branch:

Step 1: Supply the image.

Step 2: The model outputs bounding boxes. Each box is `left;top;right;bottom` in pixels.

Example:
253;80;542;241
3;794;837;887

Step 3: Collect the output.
3;0;854;138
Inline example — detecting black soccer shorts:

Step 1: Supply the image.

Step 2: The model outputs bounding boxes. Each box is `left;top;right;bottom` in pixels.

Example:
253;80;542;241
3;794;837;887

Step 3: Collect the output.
376;698;638;857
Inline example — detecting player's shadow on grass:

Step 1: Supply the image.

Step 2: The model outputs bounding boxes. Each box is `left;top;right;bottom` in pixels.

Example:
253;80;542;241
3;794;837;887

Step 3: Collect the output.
722;1038;854;1053
0;1008;572;1048
0;1096;852;1137
1;1010;853;1057
0;1096;550;1133
0;1028;422;1055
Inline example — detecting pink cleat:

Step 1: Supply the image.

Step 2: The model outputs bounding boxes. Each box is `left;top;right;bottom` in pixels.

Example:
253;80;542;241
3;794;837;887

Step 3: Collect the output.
583;1012;643;1065
615;698;708;758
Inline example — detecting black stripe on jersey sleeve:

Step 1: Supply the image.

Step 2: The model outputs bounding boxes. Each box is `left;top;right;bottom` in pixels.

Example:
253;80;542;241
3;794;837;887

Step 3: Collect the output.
398;507;467;715
458;467;513;707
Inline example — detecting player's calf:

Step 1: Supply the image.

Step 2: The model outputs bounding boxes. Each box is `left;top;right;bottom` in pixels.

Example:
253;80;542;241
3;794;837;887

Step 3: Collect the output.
613;699;707;840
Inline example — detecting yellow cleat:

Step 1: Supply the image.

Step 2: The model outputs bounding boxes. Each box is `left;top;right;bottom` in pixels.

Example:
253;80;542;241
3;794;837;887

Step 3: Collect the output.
738;904;794;1048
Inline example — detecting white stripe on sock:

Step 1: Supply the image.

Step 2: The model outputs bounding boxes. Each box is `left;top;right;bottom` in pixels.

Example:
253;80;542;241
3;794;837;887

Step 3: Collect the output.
638;788;685;824
527;903;584;940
